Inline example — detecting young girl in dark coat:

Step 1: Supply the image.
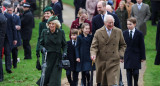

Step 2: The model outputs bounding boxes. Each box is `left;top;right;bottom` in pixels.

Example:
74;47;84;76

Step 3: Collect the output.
75;23;92;86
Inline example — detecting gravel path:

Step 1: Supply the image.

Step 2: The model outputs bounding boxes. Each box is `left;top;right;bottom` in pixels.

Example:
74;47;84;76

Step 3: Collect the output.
62;4;146;86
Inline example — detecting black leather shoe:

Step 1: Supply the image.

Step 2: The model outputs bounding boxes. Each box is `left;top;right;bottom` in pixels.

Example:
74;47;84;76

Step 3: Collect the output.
24;57;32;60
6;70;12;74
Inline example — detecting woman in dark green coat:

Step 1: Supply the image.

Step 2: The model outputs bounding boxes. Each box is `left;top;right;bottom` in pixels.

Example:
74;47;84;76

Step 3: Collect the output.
39;16;67;86
36;6;54;63
115;1;128;31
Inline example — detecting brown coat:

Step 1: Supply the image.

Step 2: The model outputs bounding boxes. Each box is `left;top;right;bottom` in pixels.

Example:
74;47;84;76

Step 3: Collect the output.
125;2;134;18
90;26;126;85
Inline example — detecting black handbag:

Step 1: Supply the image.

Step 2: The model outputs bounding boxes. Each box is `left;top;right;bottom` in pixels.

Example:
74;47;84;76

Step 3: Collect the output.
36;57;41;70
59;53;70;70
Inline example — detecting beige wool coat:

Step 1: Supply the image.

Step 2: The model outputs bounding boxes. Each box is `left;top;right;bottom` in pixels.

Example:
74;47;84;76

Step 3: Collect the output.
90;26;126;86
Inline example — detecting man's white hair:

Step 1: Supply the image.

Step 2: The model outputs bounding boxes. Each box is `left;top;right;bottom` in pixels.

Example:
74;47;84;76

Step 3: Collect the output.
104;15;115;23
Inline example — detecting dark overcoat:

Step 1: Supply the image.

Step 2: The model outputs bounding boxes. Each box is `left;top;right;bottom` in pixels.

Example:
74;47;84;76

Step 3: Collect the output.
115;8;128;31
39;28;67;86
20;10;34;40
0;13;7;50
75;34;92;72
123;29;146;69
92;12;121;36
4;13;17;49
52;2;63;23
67;40;77;71
12;14;21;47
155;20;160;65
36;20;47;52
70;18;92;39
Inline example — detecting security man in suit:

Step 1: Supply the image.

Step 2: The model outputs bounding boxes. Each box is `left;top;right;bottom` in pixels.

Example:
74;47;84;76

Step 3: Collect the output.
21;3;34;59
0;8;7;82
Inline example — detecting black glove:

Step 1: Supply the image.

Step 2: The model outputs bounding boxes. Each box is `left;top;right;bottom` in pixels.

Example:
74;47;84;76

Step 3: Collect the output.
41;47;47;54
36;50;40;58
62;53;67;59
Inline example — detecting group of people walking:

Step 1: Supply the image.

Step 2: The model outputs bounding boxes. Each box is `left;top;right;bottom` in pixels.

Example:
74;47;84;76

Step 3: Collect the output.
34;0;155;86
0;0;160;86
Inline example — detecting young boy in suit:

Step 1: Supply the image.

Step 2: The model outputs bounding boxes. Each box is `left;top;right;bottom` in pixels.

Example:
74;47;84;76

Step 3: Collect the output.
66;29;79;86
123;17;146;86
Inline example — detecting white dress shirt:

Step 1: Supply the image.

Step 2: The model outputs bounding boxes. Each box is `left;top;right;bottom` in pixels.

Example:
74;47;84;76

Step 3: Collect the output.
137;3;142;10
129;28;135;39
105;26;112;37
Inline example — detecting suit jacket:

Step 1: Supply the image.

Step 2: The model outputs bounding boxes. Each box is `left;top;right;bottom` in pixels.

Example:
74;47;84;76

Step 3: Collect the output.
4;13;17;49
90;26;126;85
131;3;151;36
123;29;146;69
155;20;160;65
52;2;63;23
12;14;21;47
67;40;77;71
21;10;34;40
0;13;7;51
92;12;121;36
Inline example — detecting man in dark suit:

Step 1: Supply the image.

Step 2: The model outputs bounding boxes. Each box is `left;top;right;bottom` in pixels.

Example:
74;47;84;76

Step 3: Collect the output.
51;0;63;27
1;4;18;73
21;3;34;59
123;17;146;86
7;5;21;68
92;1;121;36
0;8;7;82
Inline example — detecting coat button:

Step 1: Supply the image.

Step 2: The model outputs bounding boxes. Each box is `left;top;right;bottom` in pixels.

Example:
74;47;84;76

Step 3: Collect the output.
113;52;114;53
106;52;107;53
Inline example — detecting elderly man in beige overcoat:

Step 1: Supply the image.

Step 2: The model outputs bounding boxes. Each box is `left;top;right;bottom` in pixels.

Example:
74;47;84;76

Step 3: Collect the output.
90;15;126;86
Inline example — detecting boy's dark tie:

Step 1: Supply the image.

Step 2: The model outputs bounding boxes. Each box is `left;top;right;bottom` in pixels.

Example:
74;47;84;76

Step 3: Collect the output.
130;31;132;39
73;41;76;46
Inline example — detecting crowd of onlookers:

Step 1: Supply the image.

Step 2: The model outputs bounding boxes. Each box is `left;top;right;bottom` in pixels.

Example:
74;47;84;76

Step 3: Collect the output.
0;0;160;86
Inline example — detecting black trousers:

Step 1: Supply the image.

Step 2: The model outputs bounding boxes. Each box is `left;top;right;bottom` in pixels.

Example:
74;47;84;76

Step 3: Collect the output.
82;71;90;86
4;38;12;71
126;69;139;86
151;1;160;25
66;70;79;86
12;47;18;67
23;40;31;59
75;7;79;19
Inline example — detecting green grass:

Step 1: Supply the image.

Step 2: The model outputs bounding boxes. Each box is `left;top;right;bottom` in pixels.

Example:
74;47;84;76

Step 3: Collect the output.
62;0;74;7
144;21;160;86
0;18;70;86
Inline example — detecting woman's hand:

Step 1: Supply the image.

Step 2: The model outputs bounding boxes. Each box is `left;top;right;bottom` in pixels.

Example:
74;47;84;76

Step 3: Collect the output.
76;58;80;62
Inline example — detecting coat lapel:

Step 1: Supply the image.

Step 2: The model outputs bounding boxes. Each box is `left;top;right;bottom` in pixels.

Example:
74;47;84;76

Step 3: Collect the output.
100;26;110;44
132;29;138;41
109;27;117;42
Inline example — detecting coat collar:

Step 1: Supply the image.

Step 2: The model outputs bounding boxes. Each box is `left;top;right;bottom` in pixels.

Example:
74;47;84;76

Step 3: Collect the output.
100;26;117;44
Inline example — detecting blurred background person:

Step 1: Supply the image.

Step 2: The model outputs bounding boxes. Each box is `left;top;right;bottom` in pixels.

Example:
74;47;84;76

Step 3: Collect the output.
115;1;128;31
86;0;98;21
125;0;134;18
20;2;34;59
70;9;92;39
7;5;21;68
0;7;7;82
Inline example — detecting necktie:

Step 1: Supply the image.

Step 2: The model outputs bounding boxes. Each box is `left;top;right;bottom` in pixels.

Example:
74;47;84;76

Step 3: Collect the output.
73;41;76;46
102;15;104;20
130;31;132;39
108;30;111;37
